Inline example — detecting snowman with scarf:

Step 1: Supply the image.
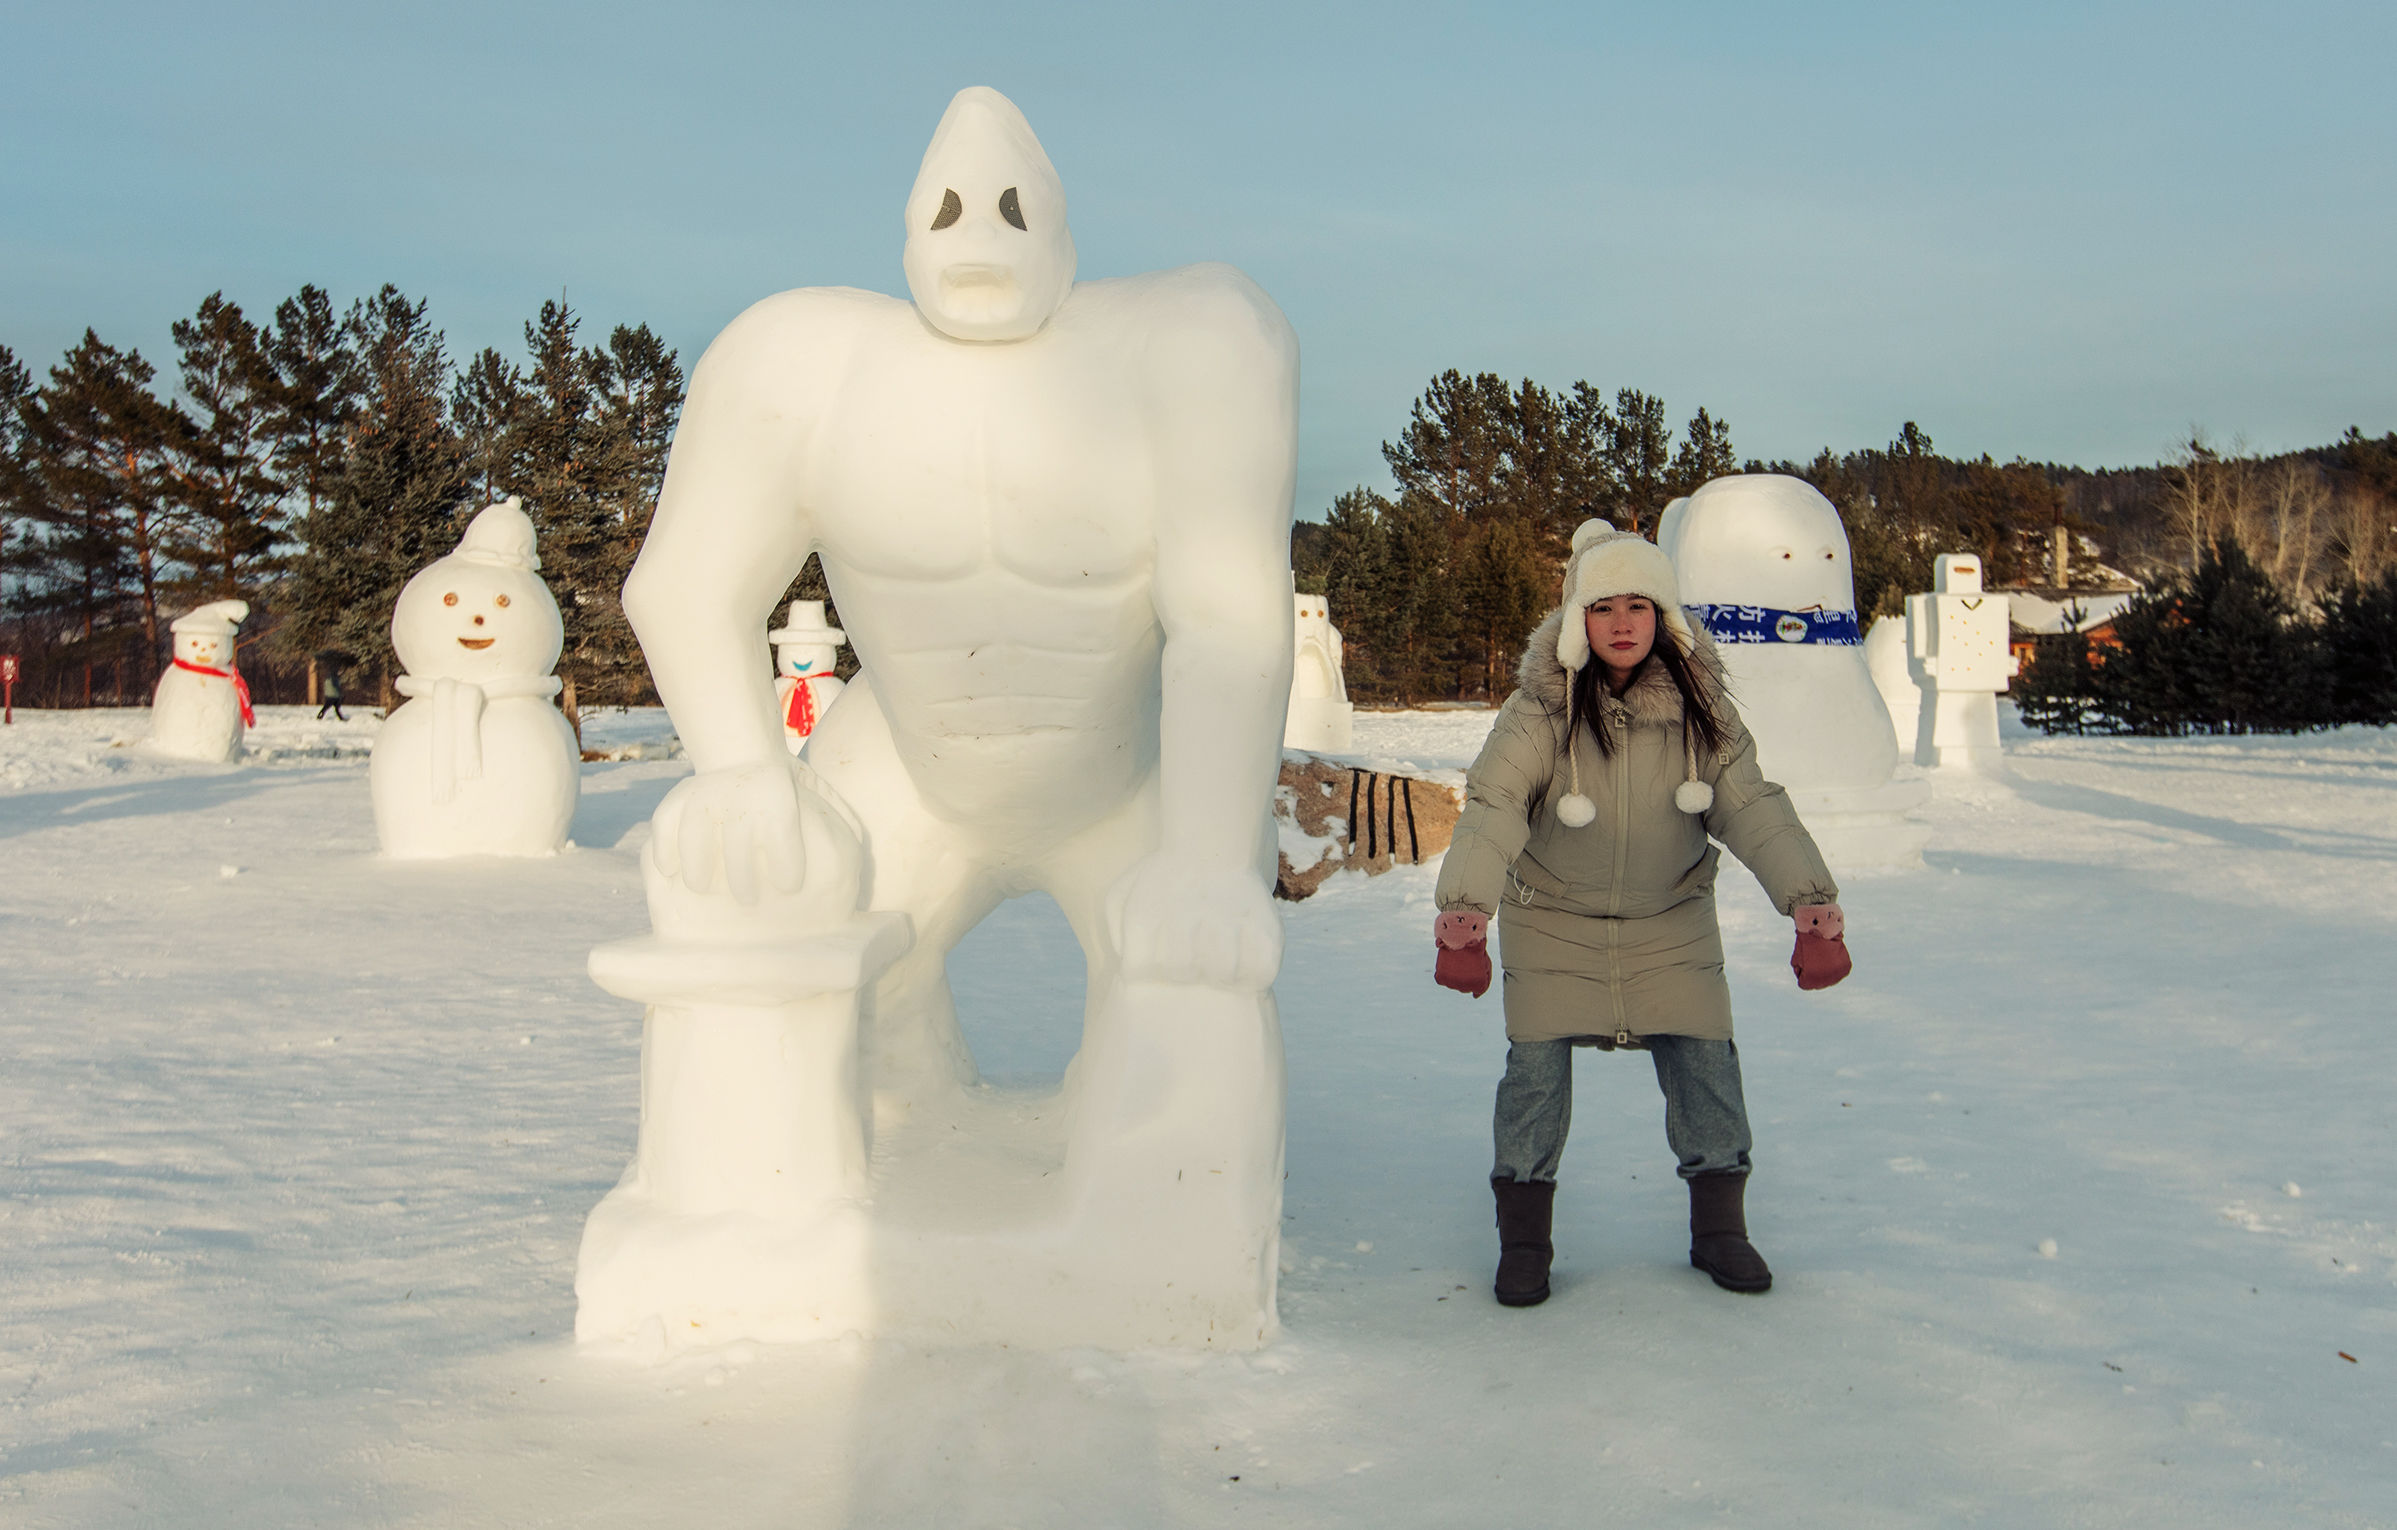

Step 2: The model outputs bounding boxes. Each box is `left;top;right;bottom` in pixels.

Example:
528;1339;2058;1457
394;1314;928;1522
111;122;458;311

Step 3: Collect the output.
768;600;847;753
1658;474;1928;868
371;498;580;857
149;599;255;761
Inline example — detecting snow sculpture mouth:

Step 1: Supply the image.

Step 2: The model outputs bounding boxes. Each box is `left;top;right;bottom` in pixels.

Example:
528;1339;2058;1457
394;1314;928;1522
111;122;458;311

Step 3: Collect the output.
942;263;1013;290
457;637;495;650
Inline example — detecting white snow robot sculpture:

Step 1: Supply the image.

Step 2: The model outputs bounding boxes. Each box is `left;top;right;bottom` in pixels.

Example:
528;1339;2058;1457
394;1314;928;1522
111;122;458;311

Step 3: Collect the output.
149;599;254;762
371;498;580;858
1658;475;1930;869
1906;552;2016;770
1283;590;1353;753
769;600;848;754
579;85;1298;1353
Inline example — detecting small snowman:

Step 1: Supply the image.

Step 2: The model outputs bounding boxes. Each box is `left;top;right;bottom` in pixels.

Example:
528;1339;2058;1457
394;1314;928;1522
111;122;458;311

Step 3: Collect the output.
149;600;254;762
769;600;847;754
371;498;580;857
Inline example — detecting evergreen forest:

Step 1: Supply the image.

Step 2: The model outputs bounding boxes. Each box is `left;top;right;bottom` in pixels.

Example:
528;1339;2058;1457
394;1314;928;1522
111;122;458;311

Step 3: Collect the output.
5;290;2393;736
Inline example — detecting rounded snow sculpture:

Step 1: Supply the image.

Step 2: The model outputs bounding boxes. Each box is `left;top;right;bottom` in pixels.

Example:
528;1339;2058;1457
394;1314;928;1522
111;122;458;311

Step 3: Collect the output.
1863;615;1924;755
371;498;580;858
1658;475;1930;869
769;600;847;753
1283;590;1353;753
149;600;254;762
1905;552;2017;770
580;85;1296;1354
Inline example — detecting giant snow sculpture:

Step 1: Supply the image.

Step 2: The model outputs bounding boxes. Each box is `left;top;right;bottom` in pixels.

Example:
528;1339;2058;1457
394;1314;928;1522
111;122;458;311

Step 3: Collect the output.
149;600;254;762
371;499;580;858
1905;552;2016;770
578;86;1297;1353
1283;590;1353;753
1658;475;1930;869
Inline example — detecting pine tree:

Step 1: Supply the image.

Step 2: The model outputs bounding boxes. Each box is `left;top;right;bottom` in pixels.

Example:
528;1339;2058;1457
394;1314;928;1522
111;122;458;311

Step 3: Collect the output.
451;345;524;506
2013;617;2101;735
1459;515;1549;699
582;322;682;703
261;286;362;539
1666;406;1738;498
0;344;36;619
164;292;286;605
2317;571;2397;725
1601;389;1671;532
2091;537;2314;734
21;332;180;698
503;299;612;713
282;287;467;694
1303;488;1394;699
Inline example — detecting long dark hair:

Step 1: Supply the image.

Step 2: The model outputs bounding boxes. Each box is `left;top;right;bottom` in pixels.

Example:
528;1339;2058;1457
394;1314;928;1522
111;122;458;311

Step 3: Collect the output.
1570;622;1732;761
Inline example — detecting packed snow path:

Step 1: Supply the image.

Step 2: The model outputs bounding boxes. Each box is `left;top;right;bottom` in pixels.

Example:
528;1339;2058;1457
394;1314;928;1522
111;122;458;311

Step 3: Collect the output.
1;706;2390;1526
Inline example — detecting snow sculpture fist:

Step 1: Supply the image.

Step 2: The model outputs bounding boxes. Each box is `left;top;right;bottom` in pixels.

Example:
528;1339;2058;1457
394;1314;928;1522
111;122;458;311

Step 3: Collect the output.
149;600;253;762
371;498;579;858
1107;853;1284;992
642;755;867;944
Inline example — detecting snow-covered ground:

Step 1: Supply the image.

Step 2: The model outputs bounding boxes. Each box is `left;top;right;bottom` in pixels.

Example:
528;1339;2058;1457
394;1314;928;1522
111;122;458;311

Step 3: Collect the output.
2;704;2392;1527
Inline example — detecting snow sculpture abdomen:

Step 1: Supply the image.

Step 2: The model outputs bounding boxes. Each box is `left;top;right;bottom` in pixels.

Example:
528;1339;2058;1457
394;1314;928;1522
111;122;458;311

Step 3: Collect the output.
370;499;579;858
1658;475;1930;870
578;86;1296;1354
148;600;253;762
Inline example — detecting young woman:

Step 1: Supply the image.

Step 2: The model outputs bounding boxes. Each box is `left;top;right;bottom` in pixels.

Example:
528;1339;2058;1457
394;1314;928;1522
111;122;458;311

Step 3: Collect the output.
1433;523;1847;1307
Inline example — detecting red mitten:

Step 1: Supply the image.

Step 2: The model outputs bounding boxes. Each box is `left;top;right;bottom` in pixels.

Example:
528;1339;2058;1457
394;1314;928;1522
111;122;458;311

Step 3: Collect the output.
1436;938;1493;998
1791;930;1852;991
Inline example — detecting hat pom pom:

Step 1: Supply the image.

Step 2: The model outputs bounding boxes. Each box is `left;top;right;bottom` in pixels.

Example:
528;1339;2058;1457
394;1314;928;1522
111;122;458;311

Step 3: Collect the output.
1557;792;1597;828
1674;779;1714;815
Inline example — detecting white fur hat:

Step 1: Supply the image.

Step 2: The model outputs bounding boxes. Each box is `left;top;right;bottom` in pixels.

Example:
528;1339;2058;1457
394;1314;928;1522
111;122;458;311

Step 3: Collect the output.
1555;521;1693;672
170;599;250;636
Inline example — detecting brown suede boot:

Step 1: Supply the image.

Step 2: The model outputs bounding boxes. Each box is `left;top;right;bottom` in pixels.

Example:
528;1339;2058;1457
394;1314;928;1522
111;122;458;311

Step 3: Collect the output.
1688;1172;1772;1293
1492;1176;1555;1307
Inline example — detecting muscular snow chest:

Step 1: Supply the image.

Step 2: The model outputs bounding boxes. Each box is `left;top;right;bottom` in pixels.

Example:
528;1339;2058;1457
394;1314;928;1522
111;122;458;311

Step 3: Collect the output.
813;346;1156;587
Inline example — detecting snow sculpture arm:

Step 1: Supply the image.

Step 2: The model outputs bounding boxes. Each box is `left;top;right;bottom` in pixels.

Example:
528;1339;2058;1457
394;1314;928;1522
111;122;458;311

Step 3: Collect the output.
1105;269;1299;991
623;294;843;899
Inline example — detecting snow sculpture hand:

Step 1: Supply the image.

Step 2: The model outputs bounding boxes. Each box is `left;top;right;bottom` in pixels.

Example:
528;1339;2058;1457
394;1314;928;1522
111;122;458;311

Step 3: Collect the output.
1434;910;1488;949
1792;902;1845;941
648;762;814;905
1107;853;1282;991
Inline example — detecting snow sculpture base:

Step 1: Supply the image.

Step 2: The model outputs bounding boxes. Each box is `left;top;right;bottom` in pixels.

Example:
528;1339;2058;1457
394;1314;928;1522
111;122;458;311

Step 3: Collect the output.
1786;780;1934;871
577;913;911;1348
578;948;1284;1353
867;979;1284;1351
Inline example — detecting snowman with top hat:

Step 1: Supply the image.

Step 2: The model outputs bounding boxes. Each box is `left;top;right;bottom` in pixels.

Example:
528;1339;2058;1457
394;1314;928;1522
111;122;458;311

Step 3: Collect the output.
371;498;580;857
149;599;254;762
768;600;847;753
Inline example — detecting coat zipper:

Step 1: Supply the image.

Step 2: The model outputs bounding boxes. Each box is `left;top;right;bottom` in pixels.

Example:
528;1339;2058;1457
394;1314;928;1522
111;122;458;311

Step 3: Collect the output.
1607;702;1632;1046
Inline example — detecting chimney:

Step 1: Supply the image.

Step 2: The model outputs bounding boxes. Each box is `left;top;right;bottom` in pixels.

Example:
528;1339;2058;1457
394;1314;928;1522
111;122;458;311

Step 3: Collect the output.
2051;524;2070;588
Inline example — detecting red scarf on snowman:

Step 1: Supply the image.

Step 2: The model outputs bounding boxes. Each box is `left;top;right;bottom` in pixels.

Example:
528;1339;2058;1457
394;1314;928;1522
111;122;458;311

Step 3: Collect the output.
172;657;255;727
784;675;820;736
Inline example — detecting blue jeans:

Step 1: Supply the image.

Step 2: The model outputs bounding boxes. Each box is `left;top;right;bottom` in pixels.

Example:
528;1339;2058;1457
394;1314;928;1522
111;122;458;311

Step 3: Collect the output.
1492;1036;1754;1184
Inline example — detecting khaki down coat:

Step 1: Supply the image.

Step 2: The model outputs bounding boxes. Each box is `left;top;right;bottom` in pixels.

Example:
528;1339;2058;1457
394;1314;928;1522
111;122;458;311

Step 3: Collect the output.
1435;609;1838;1045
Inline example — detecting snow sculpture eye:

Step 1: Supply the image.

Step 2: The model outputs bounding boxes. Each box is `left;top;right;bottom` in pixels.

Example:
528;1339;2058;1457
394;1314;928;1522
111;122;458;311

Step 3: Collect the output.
443;592;458;606
495;593;511;608
999;186;1026;230
930;189;962;231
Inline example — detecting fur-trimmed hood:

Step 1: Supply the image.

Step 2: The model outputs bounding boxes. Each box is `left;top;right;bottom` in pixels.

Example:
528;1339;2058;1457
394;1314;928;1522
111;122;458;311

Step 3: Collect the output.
1515;606;1732;726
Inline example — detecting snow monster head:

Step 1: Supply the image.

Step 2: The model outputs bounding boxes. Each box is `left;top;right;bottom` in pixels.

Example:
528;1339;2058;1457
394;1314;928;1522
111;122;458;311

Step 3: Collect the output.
902;86;1077;343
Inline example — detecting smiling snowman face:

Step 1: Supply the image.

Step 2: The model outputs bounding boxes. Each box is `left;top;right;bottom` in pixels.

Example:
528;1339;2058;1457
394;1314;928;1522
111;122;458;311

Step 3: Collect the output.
174;630;230;669
392;555;563;682
1672;475;1858;616
777;642;838;680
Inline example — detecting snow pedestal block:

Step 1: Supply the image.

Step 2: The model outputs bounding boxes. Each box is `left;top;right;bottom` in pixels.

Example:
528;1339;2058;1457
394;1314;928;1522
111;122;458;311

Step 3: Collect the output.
576;912;913;1349
871;978;1286;1351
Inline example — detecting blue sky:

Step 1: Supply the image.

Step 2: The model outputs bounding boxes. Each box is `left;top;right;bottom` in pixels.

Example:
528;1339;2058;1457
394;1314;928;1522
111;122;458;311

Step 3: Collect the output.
4;1;2390;516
